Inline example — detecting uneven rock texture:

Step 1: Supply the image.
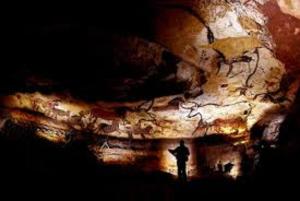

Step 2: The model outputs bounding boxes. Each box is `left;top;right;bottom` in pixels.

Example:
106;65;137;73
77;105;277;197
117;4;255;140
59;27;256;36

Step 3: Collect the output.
0;0;299;178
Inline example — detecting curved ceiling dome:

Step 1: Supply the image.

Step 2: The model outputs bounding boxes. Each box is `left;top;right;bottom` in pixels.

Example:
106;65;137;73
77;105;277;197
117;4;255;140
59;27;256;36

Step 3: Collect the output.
0;0;299;178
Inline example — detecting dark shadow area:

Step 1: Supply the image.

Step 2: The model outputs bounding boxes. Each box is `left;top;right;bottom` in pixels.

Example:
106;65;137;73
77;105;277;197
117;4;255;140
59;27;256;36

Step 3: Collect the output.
2;1;188;102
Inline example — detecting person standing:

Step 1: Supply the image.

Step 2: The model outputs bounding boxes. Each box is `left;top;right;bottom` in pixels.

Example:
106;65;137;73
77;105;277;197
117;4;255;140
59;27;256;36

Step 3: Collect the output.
169;140;190;181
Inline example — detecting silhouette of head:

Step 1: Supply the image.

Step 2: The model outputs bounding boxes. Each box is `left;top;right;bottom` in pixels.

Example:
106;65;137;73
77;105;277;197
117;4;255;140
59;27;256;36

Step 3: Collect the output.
180;140;185;146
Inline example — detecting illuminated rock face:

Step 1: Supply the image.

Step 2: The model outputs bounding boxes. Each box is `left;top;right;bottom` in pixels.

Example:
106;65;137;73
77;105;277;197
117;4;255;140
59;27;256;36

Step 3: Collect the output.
277;0;300;20
0;0;299;178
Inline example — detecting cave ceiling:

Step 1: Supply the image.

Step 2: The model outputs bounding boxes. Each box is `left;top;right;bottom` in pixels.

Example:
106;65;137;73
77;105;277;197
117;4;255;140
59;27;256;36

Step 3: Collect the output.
1;0;300;178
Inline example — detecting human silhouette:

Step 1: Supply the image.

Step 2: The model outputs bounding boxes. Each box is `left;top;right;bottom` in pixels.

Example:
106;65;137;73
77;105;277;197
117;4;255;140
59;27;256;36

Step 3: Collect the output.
224;162;234;174
169;140;190;181
217;161;223;173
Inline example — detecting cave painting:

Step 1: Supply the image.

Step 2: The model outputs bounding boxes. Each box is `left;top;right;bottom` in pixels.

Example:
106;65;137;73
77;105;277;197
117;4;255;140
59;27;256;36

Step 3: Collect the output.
0;0;299;179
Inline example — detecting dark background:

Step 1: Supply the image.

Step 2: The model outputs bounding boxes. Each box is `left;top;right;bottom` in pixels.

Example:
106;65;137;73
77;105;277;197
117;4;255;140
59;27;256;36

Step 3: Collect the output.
1;1;300;199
